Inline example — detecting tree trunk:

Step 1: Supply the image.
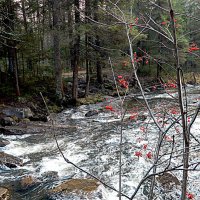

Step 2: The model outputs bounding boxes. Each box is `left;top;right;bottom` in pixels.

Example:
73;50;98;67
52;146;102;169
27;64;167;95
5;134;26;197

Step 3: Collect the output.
93;1;103;84
5;0;20;96
168;1;189;200
52;0;64;101
72;0;80;104
157;62;162;80
84;0;92;97
95;35;103;84
21;0;28;32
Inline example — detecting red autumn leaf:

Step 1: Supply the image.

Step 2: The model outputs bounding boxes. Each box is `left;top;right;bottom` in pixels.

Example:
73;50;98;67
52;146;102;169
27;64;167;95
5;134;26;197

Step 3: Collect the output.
165;135;173;142
161;21;167;25
146;152;152;159
118;75;123;79
143;144;148;150
105;105;114;111
130;115;136;120
167;82;177;88
170;109;178;115
118;79;128;89
189;47;200;52
135;151;142;157
186;192;194;199
135;17;139;24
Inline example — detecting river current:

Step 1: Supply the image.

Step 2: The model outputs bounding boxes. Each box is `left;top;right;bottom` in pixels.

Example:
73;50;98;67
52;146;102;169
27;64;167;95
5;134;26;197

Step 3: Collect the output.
0;85;200;200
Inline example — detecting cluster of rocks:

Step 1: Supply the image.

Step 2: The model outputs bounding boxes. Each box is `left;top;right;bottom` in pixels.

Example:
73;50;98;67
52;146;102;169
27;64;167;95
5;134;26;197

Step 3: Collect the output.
48;178;103;199
0;105;50;128
0;174;102;199
0;106;33;126
0;143;24;199
0;106;26;199
0;152;23;169
0;105;104;199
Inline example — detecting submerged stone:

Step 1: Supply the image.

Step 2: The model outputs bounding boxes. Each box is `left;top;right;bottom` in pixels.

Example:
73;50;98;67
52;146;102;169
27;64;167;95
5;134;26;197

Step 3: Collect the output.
0;138;10;147
85;110;99;117
19;175;40;190
41;171;59;181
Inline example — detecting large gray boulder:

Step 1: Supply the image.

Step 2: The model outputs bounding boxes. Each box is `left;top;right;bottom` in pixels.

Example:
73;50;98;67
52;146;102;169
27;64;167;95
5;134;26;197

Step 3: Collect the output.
0;152;23;168
49;179;105;199
1;107;33;119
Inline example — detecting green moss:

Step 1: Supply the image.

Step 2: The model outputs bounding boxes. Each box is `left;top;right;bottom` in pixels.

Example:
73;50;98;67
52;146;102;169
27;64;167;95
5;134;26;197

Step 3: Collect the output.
77;94;104;105
48;104;62;113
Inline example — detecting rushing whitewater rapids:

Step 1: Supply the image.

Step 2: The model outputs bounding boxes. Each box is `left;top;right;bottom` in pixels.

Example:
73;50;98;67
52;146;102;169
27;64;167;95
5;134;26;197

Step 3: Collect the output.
0;85;200;200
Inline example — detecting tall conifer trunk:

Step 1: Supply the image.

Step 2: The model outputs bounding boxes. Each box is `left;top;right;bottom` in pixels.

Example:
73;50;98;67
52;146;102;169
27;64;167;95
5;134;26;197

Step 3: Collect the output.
93;1;103;84
84;0;92;97
72;0;80;103
52;0;64;101
5;0;20;96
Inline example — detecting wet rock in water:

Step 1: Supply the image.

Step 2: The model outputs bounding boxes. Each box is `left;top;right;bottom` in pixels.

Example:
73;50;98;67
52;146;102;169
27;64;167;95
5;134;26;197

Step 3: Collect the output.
0;152;23;168
0;128;12;135
20;175;40;190
0;187;10;200
1;117;14;126
0;127;25;135
156;172;180;190
49;179;103;199
0;138;10;147
85;110;99;117
41;171;59;181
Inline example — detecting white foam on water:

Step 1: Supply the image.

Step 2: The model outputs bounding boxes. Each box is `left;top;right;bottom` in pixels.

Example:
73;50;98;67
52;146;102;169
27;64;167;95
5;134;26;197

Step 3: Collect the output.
93;117;120;123
39;146;88;177
71;112;86;119
0;134;31;140
136;91;177;100
39;156;71;177
1;92;200;199
4;140;58;157
105;137;119;145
